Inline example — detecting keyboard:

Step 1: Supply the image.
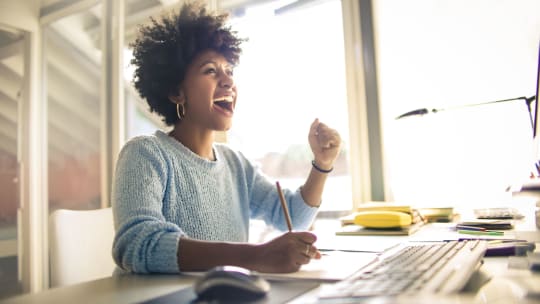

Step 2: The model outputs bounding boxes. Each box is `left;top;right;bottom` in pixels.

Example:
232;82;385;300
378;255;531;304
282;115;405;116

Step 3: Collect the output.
317;240;487;300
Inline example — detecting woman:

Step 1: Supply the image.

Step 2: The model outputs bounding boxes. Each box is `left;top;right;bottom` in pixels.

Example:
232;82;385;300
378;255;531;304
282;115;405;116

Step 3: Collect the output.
112;1;341;274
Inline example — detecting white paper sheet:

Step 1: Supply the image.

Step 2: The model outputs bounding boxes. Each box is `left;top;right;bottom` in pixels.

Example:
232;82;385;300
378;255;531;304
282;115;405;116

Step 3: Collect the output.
259;251;377;282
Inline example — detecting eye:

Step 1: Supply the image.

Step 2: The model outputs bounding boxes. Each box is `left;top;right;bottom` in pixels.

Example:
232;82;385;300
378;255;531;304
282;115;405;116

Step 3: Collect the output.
225;68;234;76
204;67;217;74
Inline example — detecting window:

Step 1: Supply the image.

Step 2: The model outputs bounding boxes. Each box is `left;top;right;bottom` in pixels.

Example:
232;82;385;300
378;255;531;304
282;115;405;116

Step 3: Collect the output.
124;51;167;139
0;25;24;300
374;0;540;208
226;0;352;212
44;6;103;212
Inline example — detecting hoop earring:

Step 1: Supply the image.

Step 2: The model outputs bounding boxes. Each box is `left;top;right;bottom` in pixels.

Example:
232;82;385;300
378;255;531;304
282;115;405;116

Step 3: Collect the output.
176;103;185;120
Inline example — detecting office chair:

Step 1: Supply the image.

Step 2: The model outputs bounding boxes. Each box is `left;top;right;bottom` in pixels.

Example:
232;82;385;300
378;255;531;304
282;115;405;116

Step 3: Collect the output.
49;207;116;288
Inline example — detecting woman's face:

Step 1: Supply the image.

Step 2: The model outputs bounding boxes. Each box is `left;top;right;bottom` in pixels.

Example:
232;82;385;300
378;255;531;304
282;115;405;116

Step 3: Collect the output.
179;49;237;132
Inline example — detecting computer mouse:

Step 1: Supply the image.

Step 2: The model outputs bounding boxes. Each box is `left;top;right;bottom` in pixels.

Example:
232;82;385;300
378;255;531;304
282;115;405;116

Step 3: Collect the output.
194;266;271;302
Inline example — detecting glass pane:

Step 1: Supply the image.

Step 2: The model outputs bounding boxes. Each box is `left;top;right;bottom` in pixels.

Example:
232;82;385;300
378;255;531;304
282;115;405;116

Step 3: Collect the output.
44;6;103;212
226;0;352;212
375;0;540;208
124;50;167;138
0;26;24;299
124;1;168;139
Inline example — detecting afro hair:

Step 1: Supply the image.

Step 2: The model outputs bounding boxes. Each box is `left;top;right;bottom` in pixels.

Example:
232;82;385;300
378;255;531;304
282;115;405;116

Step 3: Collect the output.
130;1;245;126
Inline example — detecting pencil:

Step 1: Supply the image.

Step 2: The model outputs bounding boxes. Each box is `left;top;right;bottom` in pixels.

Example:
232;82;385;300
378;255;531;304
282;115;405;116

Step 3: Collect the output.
276;181;293;232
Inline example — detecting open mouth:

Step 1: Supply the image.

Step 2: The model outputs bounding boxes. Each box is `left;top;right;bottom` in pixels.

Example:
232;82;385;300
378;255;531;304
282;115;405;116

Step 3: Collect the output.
213;98;234;112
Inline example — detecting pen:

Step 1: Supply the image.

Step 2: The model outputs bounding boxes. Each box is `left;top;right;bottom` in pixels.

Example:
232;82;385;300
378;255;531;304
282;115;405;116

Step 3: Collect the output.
455;225;486;231
276;181;293;232
458;230;504;236
458;238;518;242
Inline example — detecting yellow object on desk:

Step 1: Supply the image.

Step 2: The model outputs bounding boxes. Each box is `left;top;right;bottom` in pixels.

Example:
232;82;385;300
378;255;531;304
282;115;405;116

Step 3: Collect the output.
354;210;412;228
354;201;413;213
336;202;426;236
340;202;415;226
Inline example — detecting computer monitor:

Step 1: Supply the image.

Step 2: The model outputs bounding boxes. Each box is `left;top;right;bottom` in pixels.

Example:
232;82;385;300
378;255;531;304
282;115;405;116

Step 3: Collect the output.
531;41;540;176
533;41;540;139
516;41;540;189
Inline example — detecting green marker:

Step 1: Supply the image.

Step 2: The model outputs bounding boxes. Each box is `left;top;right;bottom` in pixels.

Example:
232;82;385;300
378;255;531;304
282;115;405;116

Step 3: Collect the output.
458;229;504;236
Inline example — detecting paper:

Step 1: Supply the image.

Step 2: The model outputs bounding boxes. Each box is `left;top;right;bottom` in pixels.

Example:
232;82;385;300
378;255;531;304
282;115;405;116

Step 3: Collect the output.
313;219;406;253
259;251;377;282
335;221;424;236
316;234;404;253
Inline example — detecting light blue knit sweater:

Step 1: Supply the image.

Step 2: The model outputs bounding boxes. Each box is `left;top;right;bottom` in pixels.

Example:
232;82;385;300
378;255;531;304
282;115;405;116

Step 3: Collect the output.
111;130;319;274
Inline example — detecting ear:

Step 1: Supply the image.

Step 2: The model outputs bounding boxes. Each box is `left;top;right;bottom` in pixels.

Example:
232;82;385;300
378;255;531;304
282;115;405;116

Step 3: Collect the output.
168;90;184;104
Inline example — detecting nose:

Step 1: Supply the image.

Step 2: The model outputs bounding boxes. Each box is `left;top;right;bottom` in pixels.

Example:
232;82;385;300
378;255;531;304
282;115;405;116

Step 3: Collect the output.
219;71;234;89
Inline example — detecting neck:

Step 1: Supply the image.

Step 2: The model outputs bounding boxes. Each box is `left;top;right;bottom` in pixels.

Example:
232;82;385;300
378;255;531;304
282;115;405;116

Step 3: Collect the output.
169;124;215;161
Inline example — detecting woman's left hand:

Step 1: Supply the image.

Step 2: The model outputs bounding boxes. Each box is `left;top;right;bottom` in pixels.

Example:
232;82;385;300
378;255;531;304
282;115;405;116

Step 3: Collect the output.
308;118;341;170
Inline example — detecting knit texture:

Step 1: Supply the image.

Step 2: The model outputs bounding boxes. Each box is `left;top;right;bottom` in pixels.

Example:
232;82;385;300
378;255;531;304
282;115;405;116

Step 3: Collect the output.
112;130;319;273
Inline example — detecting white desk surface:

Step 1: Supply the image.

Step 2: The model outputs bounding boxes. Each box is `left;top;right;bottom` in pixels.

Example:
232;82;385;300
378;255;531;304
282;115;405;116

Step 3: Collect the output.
2;219;540;304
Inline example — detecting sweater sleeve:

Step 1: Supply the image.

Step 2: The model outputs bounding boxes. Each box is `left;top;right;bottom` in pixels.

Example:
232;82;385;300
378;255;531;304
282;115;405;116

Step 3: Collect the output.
112;139;183;273
242;156;319;232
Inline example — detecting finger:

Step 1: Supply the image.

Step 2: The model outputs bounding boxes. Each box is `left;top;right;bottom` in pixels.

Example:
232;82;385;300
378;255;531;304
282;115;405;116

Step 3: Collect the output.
298;253;311;265
317;127;339;141
303;244;321;259
309;118;320;136
316;121;329;133
294;231;318;245
318;130;341;149
312;245;322;259
288;263;302;273
301;243;312;257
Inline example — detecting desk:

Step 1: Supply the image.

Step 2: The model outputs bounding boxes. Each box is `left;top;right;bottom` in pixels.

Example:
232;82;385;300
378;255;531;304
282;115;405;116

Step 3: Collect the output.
2;221;539;304
1;274;194;304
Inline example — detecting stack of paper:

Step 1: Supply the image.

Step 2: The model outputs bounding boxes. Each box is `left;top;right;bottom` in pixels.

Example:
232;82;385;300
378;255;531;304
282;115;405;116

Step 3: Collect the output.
417;207;456;223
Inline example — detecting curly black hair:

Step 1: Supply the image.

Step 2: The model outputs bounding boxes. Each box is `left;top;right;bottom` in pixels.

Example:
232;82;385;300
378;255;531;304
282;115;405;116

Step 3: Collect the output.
130;1;245;126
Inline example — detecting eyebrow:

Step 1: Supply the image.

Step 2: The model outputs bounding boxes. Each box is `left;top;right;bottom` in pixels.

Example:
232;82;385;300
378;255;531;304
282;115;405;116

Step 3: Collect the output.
198;60;216;68
198;60;234;69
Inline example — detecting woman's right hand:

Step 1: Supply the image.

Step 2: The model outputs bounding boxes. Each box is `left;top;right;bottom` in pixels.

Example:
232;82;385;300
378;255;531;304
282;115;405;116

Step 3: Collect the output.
252;231;321;273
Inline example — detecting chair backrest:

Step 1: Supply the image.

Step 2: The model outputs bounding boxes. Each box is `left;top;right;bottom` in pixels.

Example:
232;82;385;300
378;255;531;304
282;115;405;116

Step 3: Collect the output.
49;207;116;288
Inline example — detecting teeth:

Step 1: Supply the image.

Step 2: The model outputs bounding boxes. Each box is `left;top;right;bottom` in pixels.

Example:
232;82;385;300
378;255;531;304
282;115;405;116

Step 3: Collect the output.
213;96;233;103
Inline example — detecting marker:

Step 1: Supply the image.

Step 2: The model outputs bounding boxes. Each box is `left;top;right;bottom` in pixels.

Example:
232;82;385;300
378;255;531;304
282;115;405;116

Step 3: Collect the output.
458;230;504;236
